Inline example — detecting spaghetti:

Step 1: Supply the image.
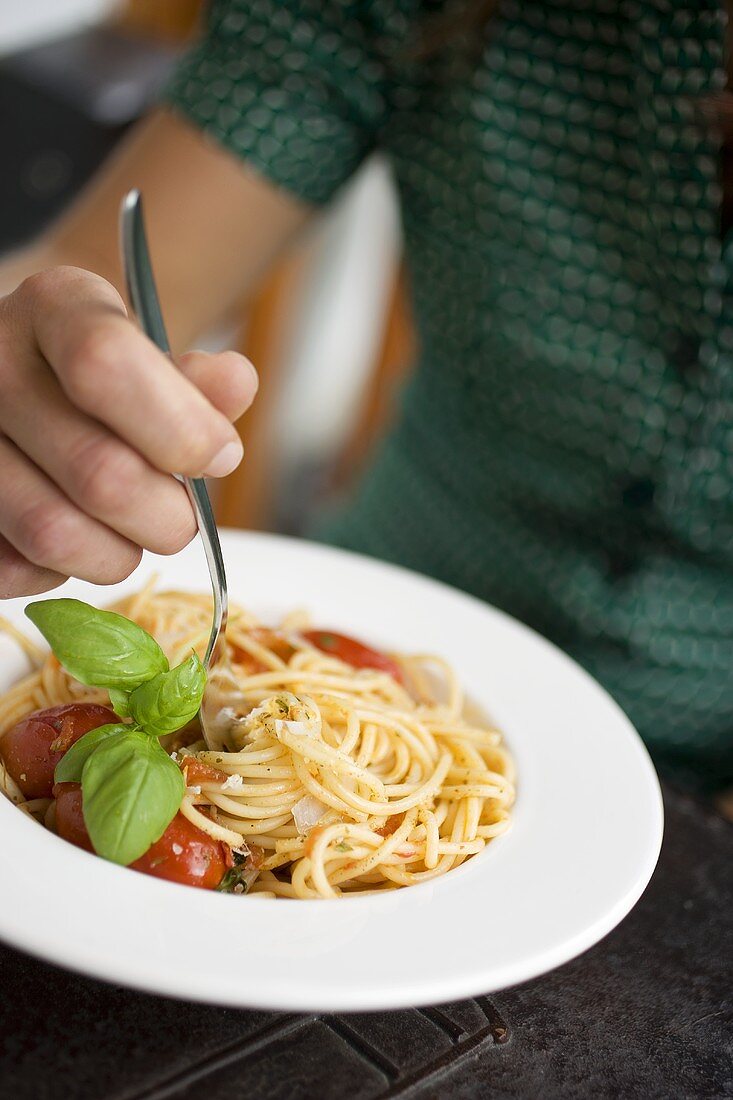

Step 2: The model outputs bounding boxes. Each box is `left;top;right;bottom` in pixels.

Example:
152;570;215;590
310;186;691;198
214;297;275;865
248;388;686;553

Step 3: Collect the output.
0;587;515;899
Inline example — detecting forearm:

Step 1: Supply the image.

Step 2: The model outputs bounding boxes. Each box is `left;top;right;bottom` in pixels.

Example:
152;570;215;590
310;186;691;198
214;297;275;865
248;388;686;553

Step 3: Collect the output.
0;243;75;298
0;109;312;351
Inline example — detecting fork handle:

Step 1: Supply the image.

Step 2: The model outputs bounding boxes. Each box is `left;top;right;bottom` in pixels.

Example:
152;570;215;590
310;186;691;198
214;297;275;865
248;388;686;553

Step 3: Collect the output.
119;189;228;668
182;478;228;668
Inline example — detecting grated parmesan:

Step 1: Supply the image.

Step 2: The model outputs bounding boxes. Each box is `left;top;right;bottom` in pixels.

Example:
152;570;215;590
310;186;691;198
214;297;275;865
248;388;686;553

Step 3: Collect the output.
221;773;244;791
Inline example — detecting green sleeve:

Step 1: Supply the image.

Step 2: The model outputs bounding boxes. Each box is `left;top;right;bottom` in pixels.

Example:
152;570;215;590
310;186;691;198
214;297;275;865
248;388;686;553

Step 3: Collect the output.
163;0;404;206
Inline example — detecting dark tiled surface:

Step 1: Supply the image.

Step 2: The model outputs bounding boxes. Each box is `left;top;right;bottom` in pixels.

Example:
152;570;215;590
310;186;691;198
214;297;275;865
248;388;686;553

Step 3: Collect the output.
1;785;730;1100
170;1021;387;1100
332;1011;453;1074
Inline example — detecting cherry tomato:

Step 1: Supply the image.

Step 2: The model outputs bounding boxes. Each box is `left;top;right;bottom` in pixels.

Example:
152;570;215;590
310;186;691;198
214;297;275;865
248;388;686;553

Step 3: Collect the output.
178;757;230;785
230;628;295;673
0;703;117;799
253;628;296;664
375;812;405;837
53;781;229;890
302;630;405;684
130;813;229;889
54;782;94;852
228;645;264;675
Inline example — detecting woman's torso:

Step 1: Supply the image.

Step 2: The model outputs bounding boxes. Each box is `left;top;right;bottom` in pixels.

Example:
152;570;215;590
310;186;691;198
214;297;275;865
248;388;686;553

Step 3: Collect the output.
322;1;733;786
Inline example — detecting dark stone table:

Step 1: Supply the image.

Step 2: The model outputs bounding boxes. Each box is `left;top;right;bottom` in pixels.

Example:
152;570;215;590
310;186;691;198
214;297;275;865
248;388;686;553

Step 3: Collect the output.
1;785;730;1099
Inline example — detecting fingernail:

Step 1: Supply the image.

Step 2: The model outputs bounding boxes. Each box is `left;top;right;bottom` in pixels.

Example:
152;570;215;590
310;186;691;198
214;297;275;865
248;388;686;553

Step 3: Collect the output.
204;439;243;477
225;351;259;390
242;356;258;386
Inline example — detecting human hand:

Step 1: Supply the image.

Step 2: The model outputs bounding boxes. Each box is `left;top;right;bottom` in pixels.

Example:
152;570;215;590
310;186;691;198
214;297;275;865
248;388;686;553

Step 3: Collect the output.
0;267;256;598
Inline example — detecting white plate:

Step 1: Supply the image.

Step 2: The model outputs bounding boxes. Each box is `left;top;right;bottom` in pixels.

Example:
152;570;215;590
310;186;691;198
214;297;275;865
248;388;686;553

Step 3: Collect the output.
0;531;663;1011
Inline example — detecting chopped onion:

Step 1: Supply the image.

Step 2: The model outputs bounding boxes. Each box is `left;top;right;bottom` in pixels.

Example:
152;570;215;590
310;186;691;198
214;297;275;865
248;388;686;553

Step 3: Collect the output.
286;719;309;736
238;866;261;892
292;794;327;835
221;773;244;791
246;693;322;742
273;718;311;738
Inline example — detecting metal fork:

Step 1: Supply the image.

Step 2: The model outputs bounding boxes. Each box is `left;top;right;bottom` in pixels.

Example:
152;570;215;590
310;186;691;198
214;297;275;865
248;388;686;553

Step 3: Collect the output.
120;188;239;749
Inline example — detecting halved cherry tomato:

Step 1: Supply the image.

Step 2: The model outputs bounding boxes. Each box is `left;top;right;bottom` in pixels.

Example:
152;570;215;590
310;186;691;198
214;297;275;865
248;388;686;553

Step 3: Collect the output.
0;703;117;799
53;781;229;890
178;757;230;785
302;630;405;685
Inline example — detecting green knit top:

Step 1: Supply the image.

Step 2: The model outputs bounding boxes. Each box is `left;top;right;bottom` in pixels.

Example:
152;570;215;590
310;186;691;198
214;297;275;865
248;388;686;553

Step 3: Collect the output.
165;0;733;789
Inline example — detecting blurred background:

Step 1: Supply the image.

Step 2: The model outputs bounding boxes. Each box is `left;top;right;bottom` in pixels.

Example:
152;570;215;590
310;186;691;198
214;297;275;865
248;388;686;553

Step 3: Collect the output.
0;0;414;534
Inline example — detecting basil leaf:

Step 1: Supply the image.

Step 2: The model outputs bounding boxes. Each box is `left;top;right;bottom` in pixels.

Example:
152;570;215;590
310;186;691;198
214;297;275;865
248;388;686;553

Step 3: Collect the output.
108;688;131;718
26;599;168;689
54;723;129;784
128;652;206;737
82;731;184;865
